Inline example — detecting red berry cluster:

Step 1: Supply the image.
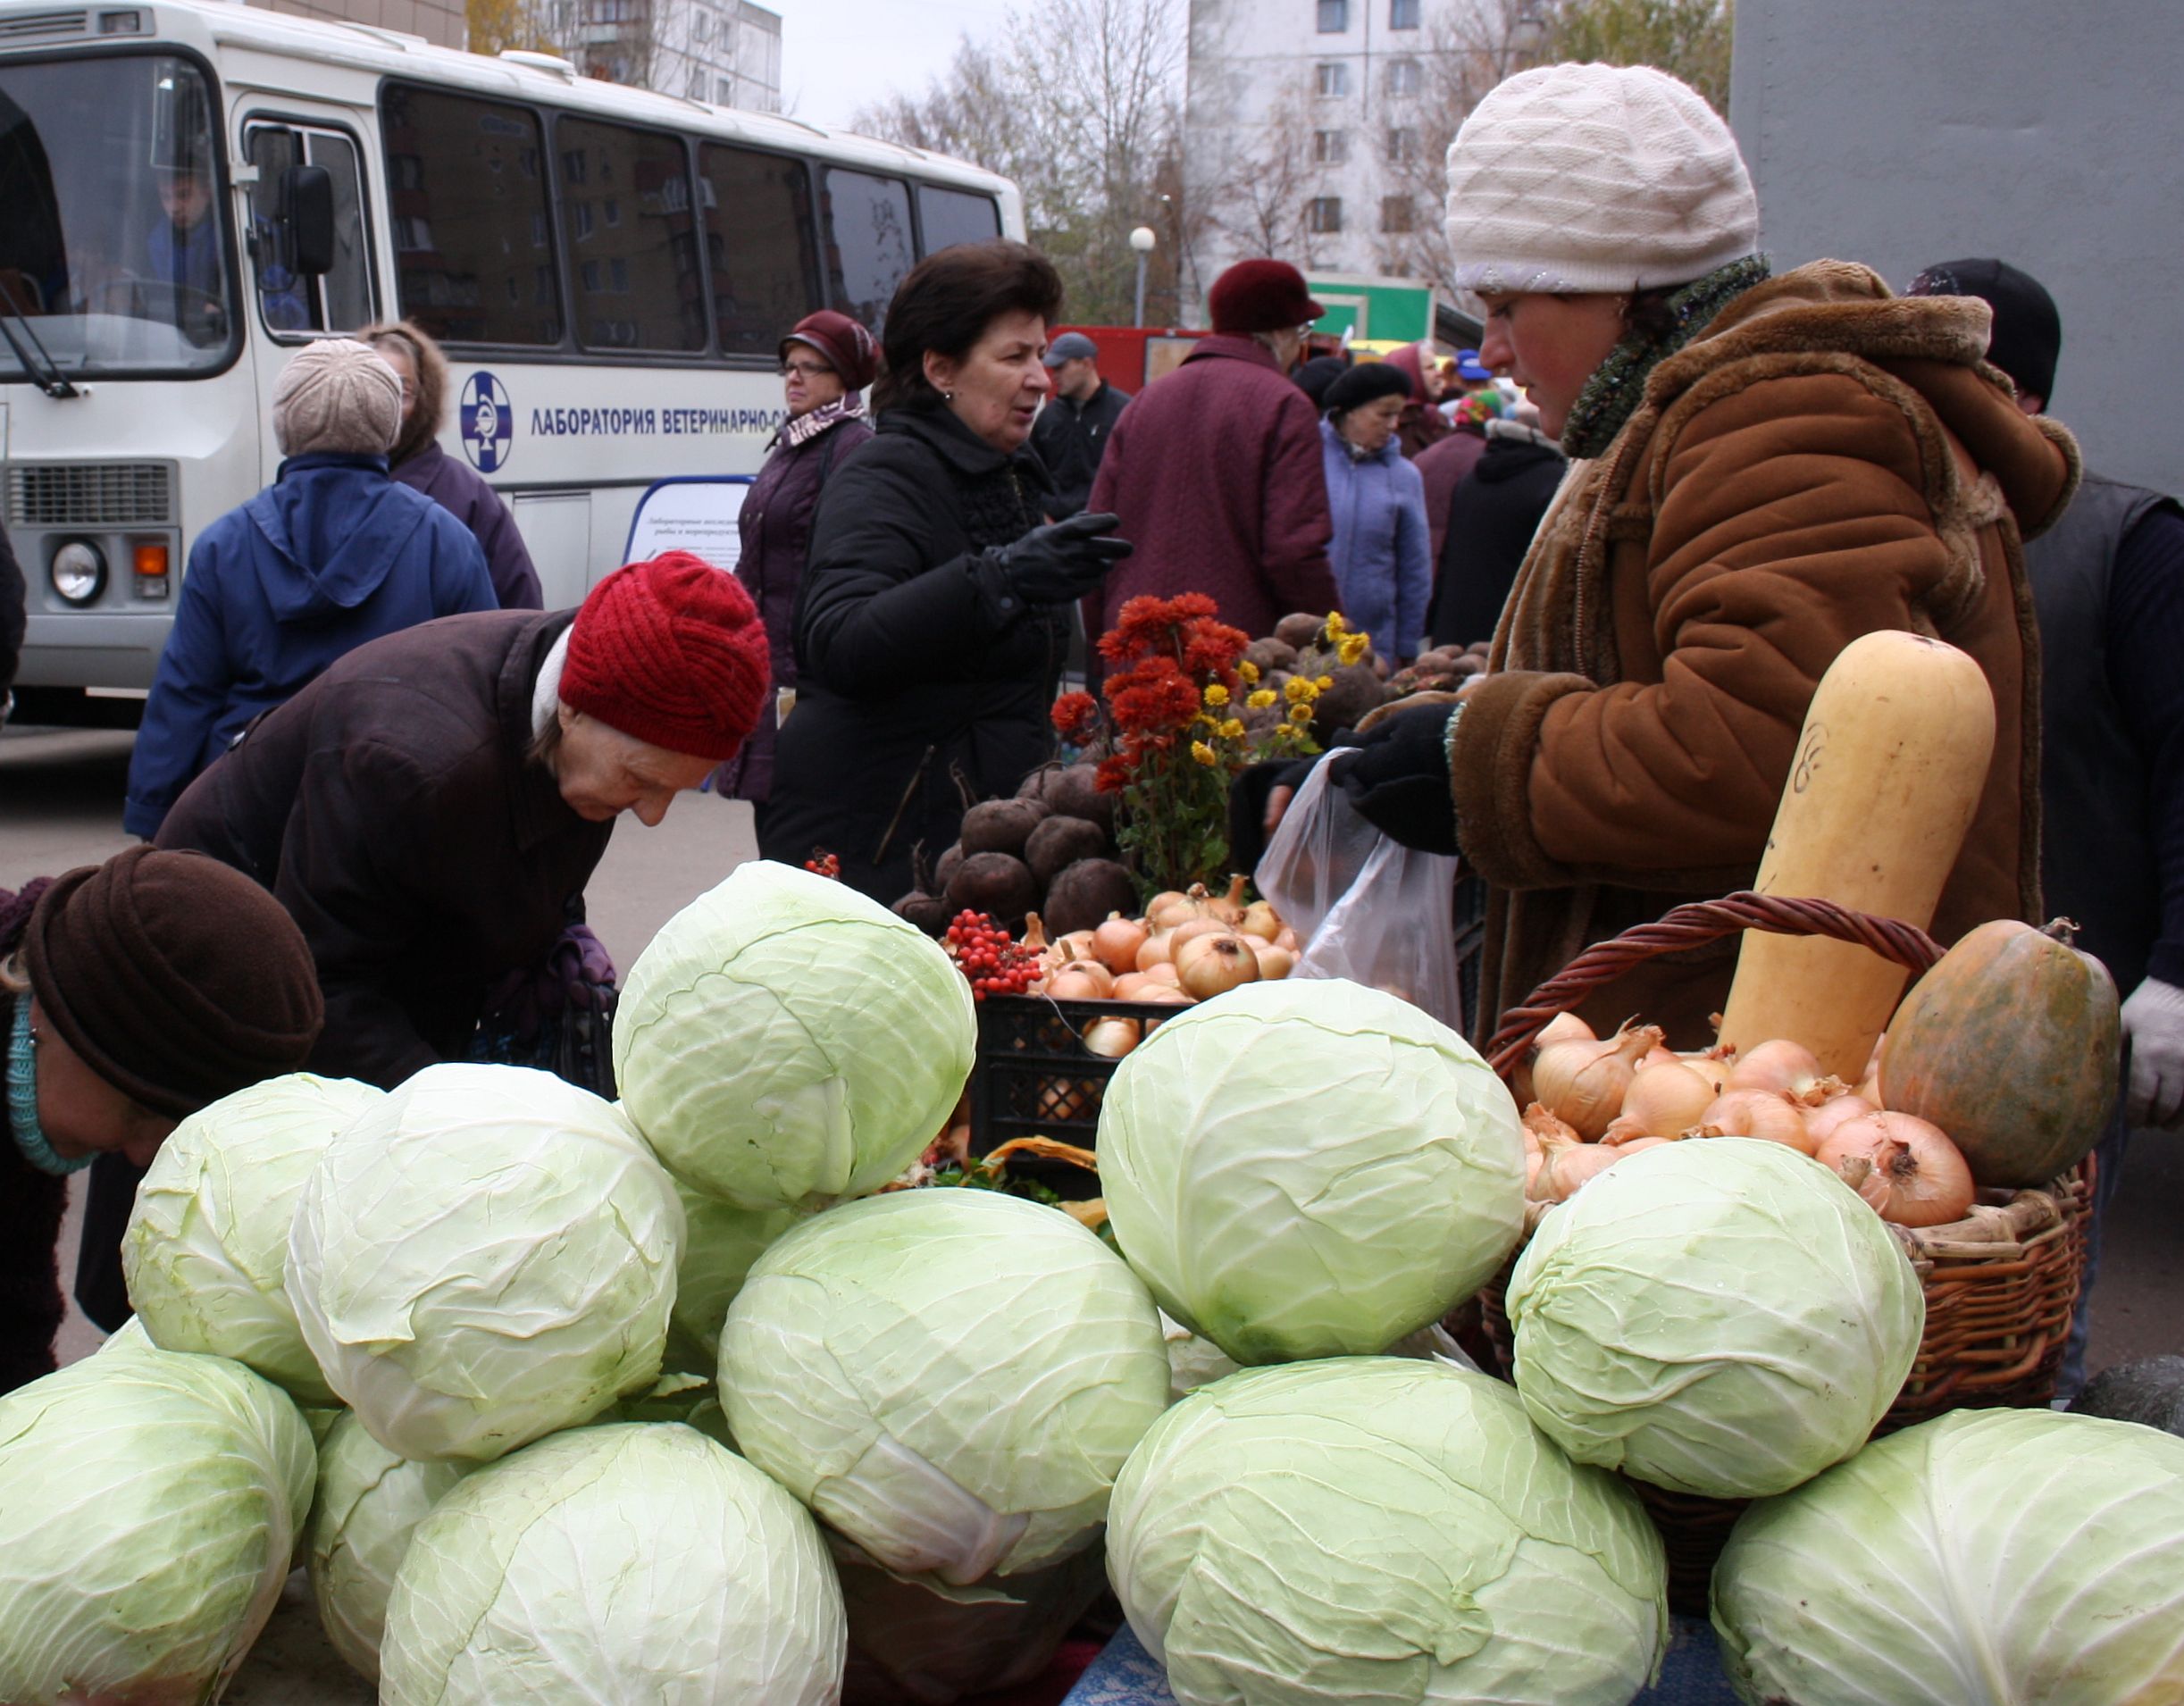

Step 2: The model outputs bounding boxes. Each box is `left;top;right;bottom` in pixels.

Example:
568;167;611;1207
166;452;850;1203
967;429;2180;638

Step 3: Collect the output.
943;910;1041;1003
803;851;842;880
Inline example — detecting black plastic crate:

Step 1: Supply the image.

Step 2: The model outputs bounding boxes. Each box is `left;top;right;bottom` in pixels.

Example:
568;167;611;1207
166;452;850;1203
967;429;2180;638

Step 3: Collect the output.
968;994;1184;1199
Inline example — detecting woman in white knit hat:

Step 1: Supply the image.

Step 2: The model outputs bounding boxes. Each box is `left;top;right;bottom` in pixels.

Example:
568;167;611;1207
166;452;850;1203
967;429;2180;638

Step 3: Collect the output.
1295;61;2079;1042
122;339;498;839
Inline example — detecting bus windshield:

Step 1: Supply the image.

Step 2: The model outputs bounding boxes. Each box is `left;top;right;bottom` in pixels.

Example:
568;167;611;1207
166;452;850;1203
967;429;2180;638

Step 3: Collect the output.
0;54;238;378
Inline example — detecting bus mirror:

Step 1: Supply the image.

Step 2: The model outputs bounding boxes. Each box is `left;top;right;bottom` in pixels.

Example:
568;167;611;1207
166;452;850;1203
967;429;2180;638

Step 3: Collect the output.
280;164;335;275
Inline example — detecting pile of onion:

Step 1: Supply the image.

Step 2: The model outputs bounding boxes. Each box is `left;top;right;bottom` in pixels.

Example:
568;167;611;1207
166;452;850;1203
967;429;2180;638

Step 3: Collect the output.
1027;886;1298;1016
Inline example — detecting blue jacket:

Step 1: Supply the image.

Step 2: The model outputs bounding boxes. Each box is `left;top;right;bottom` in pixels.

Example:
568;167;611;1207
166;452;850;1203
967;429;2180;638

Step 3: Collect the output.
1319;420;1432;662
124;453;496;838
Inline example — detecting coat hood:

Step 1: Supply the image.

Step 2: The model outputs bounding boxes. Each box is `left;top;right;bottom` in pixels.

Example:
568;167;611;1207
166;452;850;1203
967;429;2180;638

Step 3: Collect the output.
244;455;439;623
1319;417;1404;468
1659;260;2079;536
1477;419;1565;483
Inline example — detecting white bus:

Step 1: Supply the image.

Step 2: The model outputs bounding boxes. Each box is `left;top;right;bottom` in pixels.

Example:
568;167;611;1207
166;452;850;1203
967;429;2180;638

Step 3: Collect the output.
0;0;1021;723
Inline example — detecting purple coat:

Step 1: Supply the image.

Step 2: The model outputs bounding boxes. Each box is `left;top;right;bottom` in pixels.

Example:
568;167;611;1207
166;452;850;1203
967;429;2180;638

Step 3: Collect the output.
393;441;543;611
715;408;874;802
1085;334;1339;648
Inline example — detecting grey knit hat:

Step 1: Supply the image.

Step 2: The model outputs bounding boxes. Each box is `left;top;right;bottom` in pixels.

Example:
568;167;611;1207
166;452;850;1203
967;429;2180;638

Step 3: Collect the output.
272;339;403;457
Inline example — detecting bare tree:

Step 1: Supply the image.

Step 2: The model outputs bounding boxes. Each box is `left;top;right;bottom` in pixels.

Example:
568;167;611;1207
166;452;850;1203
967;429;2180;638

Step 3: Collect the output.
1192;79;1328;272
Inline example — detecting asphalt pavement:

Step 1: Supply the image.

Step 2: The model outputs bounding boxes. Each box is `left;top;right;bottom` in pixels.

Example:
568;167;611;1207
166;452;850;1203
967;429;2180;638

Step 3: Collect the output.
4;722;2178;1379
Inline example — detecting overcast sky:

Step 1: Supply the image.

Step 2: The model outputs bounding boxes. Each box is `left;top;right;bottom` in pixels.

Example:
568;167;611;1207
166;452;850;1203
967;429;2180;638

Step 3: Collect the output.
776;0;1017;132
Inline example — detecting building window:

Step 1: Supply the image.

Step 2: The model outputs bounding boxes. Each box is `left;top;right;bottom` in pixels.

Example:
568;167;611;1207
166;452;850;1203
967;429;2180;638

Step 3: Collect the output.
1389;0;1418;27
1317;0;1348;32
1315;61;1348;97
1312;130;1348;164
572;199;595;239
1307;196;1343;234
393;213;433;252
1386;57;1420;96
1386;126;1418;163
1380;195;1414;233
604;196;622;226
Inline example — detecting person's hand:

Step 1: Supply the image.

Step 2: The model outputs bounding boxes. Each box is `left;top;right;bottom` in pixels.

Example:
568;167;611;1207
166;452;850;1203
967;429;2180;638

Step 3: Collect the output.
1265;782;1298;836
993;512;1133;606
2121;975;2184;1128
1330;701;1460;857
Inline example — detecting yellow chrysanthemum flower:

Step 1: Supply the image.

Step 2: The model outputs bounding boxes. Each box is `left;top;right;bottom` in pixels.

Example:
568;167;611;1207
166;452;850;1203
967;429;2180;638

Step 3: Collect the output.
1202;682;1231;708
1337;633;1370;666
1284;675;1318;703
1190;740;1218;766
1218;718;1246;740
1237;659;1260;686
1287;701;1315;726
1246;689;1278;710
1316;674;1335;692
1325;611;1349;638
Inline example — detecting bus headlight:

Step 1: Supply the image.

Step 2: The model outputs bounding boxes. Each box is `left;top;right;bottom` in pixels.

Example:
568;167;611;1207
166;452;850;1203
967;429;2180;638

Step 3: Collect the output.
51;539;106;606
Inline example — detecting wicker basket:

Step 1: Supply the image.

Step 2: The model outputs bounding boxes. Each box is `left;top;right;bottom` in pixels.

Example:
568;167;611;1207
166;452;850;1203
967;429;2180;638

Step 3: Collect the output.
1474;891;2093;1611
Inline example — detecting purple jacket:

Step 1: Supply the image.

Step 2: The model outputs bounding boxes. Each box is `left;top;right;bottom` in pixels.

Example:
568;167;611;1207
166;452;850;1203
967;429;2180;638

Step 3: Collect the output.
715;406;874;801
1319;421;1432;663
393;441;543;611
1085;334;1339;648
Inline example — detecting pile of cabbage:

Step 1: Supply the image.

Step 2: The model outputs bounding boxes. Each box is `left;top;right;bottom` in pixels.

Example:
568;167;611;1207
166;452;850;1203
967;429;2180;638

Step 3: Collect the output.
5;858;2180;1704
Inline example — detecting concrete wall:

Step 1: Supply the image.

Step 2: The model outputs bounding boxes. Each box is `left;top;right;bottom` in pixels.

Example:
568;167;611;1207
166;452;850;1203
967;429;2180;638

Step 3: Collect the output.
1730;0;2184;493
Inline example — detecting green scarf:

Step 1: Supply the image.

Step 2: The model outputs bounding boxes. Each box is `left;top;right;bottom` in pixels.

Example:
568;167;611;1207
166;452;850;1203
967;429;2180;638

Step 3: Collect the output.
1558;256;1773;460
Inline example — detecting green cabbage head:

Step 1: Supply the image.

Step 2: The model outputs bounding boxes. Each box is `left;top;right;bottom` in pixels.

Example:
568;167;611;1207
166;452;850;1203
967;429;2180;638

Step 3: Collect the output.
380;1422;846;1704
1096;978;1526;1364
614;861;976;1210
722;1190;1169;1584
1107;1358;1668;1705
1509;1136;1923;1498
307;1409;474;1681
285;1061;683;1462
0;1342;313;1704
665;1175;800;1370
1714;1407;2184;1704
122;1073;383;1405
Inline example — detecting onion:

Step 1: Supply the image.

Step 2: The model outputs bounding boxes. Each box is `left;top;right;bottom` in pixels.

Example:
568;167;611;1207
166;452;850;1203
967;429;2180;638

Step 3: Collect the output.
1082;1016;1142;1059
1134;986;1192;1005
1142;961;1182;988
1536;1012;1597;1048
1642;1046;1679;1071
1251;941;1296;979
1602;1060;1715;1142
1092;914;1149;975
1201;876;1249;925
1168;916;1234;954
1803;1092;1877;1148
1055;958;1115;997
1678;1046;1735;1098
1531;1023;1664;1140
1691;1087;1816;1153
1055;927;1098;964
1728;1038;1845;1107
1146;891;1198;932
1533;1141;1621;1202
1273;926;1301;954
1135;930;1176;973
1239;899;1283;942
1176;932;1261;999
1046;969;1108;1000
1111;972;1152;999
1815;1111;1976;1227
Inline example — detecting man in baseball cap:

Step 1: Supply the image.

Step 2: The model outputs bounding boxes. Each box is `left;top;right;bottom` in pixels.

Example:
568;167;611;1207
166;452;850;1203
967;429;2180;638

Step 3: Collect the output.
1032;331;1131;518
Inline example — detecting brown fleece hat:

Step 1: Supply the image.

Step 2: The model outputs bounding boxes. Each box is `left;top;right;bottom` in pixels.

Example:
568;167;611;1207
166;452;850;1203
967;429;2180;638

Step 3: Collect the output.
22;847;323;1116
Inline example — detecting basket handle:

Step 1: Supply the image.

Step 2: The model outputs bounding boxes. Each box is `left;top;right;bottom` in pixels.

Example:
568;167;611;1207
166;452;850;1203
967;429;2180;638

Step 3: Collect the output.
1484;892;1945;1076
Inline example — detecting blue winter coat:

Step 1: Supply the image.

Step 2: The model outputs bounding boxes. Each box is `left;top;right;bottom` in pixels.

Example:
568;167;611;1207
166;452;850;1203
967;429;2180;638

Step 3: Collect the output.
1319;420;1433;663
123;453;496;838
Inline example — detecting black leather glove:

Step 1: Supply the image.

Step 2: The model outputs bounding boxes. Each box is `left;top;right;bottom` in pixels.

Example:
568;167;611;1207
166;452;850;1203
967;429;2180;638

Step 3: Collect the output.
1331;701;1461;857
992;511;1133;606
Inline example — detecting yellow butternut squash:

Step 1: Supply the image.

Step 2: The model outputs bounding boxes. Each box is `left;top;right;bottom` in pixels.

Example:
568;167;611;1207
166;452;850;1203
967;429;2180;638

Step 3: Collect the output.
1718;631;1996;1080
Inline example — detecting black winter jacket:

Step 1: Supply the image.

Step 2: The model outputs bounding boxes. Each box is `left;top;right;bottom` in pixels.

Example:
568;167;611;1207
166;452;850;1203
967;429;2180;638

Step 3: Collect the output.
1030;381;1130;519
1;880;64;1395
1427;422;1568;650
763;402;1062;902
1;521;23;705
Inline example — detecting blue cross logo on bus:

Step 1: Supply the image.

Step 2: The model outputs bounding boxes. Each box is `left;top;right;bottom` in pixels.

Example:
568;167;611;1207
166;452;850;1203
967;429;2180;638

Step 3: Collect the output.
460;371;514;473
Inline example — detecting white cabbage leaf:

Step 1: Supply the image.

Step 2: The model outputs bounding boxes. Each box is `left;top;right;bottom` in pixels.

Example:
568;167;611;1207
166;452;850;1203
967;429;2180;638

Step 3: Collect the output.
1107;1357;1668;1705
721;1189;1169;1583
664;1175;800;1370
1508;1137;1924;1499
613;861;976;1210
1096;978;1527;1364
285;1061;683;1462
122;1073;384;1405
1714;1407;2184;1704
0;1342;313;1704
379;1422;846;1704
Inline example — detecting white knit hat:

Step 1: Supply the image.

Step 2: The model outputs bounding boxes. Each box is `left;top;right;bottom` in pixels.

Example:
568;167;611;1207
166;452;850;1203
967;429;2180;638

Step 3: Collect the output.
272;338;403;457
1444;63;1759;294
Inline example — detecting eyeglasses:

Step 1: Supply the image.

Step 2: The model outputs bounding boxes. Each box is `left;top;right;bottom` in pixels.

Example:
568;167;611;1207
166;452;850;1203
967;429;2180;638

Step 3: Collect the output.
780;359;833;380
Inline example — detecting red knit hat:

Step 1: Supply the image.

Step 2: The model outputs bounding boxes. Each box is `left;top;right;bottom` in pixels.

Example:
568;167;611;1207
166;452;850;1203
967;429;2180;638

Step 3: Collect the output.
559;553;770;762
1207;260;1325;335
782;310;879;391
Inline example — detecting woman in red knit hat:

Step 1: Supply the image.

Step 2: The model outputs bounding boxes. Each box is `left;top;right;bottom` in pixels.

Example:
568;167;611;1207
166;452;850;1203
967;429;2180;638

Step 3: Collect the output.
155;555;769;1091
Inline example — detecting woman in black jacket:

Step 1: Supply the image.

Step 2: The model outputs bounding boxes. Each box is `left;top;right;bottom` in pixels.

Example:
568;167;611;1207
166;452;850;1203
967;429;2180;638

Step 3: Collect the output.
1425;409;1569;650
762;241;1131;902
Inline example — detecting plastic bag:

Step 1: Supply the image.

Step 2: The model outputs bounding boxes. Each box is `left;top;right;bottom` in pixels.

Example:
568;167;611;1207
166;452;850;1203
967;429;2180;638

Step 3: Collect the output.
1255;758;1465;1033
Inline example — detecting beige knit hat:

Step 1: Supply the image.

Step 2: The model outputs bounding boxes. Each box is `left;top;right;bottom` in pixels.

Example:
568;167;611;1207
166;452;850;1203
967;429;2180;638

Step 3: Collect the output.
1444;63;1758;295
272;338;403;457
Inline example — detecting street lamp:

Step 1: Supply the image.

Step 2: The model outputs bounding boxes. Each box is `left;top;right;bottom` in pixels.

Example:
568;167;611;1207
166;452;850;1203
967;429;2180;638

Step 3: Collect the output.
1129;225;1157;329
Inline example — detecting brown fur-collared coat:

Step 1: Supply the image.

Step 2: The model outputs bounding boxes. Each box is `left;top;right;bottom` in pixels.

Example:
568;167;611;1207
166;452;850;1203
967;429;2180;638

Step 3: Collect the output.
1451;262;2080;1044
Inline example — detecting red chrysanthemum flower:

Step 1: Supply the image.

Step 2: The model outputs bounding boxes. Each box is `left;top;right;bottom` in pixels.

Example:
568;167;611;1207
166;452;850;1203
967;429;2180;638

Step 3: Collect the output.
1050;690;1099;741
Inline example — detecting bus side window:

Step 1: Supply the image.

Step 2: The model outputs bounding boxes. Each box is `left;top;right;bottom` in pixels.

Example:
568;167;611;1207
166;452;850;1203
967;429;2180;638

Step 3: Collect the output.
242;123;372;336
916;185;1001;255
308;130;372;333
820;168;912;334
381;83;563;347
554;115;703;354
698;144;819;361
